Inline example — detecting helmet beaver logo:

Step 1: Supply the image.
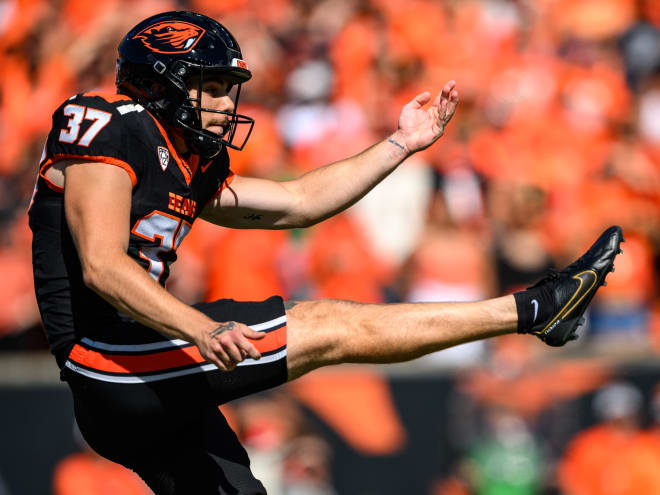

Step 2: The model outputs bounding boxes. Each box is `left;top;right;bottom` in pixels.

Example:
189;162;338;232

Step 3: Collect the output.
133;21;206;54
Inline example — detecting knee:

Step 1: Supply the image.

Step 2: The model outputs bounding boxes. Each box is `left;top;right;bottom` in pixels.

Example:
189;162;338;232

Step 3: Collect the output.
285;299;364;378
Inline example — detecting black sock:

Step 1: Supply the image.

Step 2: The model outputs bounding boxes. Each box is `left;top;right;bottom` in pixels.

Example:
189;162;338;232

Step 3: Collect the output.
513;285;556;333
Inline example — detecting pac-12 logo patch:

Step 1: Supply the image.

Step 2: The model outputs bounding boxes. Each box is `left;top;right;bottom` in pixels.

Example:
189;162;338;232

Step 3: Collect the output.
157;146;170;171
133;21;206;54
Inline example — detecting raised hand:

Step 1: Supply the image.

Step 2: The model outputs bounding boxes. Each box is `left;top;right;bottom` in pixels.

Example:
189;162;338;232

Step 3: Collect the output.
397;80;459;153
196;321;265;371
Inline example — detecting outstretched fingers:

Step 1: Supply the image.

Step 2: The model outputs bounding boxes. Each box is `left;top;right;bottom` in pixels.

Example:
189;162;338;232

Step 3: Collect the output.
430;80;456;108
441;80;456;100
434;81;459;130
446;89;459;115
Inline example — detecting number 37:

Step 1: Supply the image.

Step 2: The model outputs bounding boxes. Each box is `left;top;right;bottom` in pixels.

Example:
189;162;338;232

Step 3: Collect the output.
58;104;112;147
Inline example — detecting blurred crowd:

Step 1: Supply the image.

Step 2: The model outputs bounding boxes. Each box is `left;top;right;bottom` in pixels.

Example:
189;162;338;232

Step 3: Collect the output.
1;0;660;493
435;378;660;495
1;0;659;354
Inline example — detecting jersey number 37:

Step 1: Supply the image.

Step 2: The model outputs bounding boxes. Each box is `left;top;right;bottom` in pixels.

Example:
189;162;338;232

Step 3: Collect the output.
59;104;112;147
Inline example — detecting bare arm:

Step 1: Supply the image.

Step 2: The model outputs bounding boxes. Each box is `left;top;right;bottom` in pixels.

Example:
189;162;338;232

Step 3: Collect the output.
62;160;264;370
202;81;459;229
202;136;408;229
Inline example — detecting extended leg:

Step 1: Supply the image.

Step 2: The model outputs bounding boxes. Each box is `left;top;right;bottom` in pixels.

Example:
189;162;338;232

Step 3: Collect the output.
285;225;624;380
284;295;517;380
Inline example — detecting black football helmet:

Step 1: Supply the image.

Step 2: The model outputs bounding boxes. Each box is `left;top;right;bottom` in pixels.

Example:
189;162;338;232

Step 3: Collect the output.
116;11;254;157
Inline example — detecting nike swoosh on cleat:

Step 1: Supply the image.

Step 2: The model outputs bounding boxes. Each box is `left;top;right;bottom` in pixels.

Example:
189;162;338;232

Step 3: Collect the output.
534;270;598;336
531;299;539;323
563;270;598;317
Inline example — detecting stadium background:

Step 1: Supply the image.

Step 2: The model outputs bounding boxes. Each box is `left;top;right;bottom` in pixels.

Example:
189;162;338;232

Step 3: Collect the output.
1;0;659;493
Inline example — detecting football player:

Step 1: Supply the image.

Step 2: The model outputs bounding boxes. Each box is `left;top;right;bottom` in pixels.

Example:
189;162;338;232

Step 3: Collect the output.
29;10;623;495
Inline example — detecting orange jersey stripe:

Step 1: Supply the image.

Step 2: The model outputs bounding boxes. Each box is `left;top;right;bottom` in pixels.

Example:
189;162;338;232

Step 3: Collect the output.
70;325;286;374
252;325;286;354
40;154;138;188
69;344;205;373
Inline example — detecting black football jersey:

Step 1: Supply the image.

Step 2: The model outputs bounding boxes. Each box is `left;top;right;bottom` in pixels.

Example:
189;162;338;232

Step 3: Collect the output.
29;91;233;366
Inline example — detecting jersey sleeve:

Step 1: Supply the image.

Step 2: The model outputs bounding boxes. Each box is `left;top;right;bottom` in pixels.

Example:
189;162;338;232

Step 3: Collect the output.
41;93;142;188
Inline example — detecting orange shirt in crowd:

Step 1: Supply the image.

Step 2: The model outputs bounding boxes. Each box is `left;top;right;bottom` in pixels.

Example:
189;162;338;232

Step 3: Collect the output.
460;357;609;420
558;423;660;495
549;0;636;41
226;105;286;178
53;453;150;495
307;215;387;302
205;228;288;302
175;217;287;303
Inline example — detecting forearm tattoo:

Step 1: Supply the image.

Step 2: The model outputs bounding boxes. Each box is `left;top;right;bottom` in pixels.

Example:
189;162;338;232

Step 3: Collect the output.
387;137;406;151
210;321;236;337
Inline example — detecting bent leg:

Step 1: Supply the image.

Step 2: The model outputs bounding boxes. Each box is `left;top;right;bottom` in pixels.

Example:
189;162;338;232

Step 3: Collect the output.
285;296;517;380
135;406;267;495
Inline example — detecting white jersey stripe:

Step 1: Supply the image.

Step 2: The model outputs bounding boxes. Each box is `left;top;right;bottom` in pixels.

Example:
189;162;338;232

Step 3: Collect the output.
79;315;287;353
248;315;286;331
64;348;287;384
80;337;190;352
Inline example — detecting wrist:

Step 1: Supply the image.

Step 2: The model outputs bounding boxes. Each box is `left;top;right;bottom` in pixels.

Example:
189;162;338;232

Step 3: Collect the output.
189;318;220;342
388;131;411;157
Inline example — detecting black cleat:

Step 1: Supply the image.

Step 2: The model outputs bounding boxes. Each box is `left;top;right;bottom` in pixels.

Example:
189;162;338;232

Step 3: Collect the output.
525;226;624;347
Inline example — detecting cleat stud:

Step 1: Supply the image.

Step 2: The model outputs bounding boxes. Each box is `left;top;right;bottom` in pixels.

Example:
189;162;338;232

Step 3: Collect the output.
618;249;623;254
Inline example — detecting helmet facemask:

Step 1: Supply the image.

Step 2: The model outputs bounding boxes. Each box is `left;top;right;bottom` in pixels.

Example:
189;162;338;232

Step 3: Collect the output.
142;59;251;159
172;62;254;157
